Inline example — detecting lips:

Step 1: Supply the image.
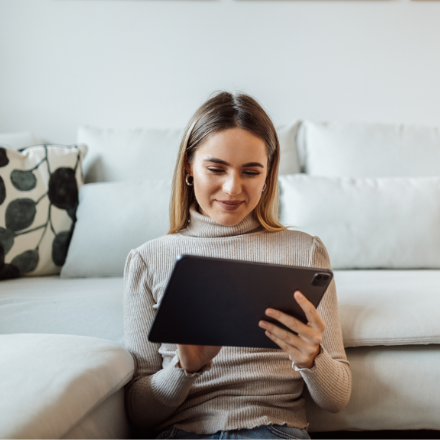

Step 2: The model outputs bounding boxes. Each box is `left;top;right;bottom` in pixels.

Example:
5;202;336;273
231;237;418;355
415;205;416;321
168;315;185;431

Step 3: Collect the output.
216;200;243;211
217;200;243;205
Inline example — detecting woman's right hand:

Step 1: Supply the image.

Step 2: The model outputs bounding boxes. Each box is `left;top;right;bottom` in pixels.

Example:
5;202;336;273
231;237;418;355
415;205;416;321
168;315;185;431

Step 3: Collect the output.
176;344;222;374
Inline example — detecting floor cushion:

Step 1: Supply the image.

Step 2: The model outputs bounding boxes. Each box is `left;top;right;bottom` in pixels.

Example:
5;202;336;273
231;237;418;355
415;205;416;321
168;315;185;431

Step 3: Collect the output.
0;333;134;439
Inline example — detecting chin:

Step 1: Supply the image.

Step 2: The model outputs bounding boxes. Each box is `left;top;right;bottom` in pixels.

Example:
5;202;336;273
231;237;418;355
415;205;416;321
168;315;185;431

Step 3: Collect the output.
198;200;252;226
212;210;246;226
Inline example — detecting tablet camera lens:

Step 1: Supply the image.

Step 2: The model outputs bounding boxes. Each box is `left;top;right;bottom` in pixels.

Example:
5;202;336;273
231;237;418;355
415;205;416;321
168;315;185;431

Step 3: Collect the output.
311;272;330;287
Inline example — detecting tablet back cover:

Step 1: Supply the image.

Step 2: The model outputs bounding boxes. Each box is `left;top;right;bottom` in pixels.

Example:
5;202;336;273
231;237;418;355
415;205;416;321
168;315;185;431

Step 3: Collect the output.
148;255;332;349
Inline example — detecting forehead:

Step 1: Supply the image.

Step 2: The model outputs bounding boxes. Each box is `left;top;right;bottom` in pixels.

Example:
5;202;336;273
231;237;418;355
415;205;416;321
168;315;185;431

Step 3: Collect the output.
195;128;268;163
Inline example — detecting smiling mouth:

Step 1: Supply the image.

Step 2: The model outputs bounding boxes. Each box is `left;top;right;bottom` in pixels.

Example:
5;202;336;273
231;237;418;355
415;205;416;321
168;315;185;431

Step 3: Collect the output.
216;200;243;205
215;200;244;210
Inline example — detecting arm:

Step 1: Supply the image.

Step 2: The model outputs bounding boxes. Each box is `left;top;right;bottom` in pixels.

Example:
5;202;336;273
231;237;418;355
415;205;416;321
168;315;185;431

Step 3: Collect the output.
294;236;352;413
123;250;212;430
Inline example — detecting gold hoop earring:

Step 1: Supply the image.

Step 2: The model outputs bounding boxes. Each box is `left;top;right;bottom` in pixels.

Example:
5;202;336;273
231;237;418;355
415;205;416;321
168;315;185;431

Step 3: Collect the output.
185;174;194;186
262;183;267;192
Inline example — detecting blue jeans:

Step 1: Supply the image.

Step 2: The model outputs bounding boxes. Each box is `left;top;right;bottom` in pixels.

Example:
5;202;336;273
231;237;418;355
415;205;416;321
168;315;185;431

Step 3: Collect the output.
154;424;311;439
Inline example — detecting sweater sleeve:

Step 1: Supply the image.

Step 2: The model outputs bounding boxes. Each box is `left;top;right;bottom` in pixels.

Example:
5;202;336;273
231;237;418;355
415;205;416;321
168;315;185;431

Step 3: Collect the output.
293;236;352;413
123;249;213;430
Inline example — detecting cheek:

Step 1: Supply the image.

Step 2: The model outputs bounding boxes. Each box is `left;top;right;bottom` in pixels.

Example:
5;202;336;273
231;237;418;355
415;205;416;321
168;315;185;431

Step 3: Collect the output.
193;170;218;200
194;171;216;190
249;183;263;202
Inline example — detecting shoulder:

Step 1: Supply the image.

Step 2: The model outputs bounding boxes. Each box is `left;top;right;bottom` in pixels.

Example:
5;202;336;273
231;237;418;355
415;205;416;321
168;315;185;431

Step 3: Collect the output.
135;233;179;253
127;233;184;266
269;229;330;267
123;234;182;286
268;227;316;249
278;228;314;243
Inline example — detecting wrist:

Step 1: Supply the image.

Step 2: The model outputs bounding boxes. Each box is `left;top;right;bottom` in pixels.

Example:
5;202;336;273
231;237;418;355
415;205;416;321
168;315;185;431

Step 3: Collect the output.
296;345;322;370
177;359;207;374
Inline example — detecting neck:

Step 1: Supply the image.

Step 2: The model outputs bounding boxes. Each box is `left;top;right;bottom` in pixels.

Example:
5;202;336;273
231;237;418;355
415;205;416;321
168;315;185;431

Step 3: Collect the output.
181;201;263;238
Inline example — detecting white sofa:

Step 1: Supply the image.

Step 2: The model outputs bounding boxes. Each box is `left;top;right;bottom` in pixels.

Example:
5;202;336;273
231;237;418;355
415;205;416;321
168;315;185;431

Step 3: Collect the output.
1;121;440;438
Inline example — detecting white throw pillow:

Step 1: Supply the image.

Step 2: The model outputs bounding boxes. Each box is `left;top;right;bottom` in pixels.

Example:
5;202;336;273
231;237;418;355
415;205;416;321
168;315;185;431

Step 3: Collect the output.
279;174;440;269
77;122;301;184
61;179;172;278
0;144;87;279
0;132;38;150
78;126;184;183
300;121;440;177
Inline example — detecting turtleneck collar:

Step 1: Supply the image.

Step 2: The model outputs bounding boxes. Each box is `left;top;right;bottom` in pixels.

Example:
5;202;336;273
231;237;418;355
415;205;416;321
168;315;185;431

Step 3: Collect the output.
180;201;263;238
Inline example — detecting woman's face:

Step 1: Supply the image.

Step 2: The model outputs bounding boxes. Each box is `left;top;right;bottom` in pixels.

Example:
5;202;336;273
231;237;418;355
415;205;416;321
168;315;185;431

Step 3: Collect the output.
185;127;268;226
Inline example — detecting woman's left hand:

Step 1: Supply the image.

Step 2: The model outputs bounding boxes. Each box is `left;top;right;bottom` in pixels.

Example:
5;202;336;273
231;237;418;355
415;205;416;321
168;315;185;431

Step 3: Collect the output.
258;290;325;369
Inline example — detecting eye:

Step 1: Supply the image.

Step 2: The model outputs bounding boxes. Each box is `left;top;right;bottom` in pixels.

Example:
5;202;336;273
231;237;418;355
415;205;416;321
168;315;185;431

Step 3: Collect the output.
207;168;260;177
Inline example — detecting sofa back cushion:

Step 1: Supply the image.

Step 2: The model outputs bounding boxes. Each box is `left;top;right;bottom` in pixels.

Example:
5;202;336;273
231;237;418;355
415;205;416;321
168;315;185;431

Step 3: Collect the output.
78;122;301;183
78;126;184;183
298;121;440;177
61;179;171;278
279;174;440;269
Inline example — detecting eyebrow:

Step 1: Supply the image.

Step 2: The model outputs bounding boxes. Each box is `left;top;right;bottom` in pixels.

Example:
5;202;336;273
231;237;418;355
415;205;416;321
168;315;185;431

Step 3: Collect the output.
203;157;265;168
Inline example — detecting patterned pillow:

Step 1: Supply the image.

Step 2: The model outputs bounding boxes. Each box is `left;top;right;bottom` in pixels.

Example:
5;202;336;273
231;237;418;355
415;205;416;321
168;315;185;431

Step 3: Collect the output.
0;144;87;280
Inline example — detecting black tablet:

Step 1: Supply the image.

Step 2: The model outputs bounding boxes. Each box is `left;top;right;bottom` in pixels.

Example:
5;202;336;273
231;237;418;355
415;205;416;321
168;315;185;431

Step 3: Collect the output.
147;254;333;349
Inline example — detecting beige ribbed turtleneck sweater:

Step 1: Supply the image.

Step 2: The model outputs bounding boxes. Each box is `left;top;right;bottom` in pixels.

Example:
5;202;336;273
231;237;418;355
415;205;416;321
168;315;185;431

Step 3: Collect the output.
123;201;352;435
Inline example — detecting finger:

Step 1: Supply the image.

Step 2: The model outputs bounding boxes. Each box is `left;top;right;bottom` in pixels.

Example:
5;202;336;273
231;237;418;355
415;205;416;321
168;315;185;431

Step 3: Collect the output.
259;319;309;351
294;290;326;332
263;308;312;339
264;330;309;365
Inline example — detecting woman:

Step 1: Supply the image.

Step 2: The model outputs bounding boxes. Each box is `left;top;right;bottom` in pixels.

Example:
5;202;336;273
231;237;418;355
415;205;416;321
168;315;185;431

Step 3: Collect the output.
123;91;352;440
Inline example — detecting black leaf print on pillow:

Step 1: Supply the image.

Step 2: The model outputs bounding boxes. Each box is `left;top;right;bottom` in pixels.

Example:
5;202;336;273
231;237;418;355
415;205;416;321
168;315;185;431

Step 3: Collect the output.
0;176;5;205
0;263;20;280
11;170;37;191
0;227;14;254
5;198;39;231
0;241;19;280
48;167;78;210
9;155;45;191
10;249;39;275
52;223;75;267
0;148;8;167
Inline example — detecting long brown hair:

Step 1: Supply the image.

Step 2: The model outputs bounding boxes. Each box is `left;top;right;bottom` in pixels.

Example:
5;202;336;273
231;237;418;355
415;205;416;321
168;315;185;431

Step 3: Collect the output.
168;91;287;234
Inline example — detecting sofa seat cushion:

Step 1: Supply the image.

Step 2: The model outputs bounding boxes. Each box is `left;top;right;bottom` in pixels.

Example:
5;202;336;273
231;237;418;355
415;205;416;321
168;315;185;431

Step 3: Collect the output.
0;275;125;344
306;345;440;431
2;271;439;349
0;333;134;439
335;270;440;347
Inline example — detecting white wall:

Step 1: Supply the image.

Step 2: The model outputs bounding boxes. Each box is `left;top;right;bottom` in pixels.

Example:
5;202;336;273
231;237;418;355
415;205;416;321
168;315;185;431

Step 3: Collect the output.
1;0;440;144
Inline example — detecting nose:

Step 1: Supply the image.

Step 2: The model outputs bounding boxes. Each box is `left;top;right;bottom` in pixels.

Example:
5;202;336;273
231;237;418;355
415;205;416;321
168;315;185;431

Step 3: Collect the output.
222;172;242;196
